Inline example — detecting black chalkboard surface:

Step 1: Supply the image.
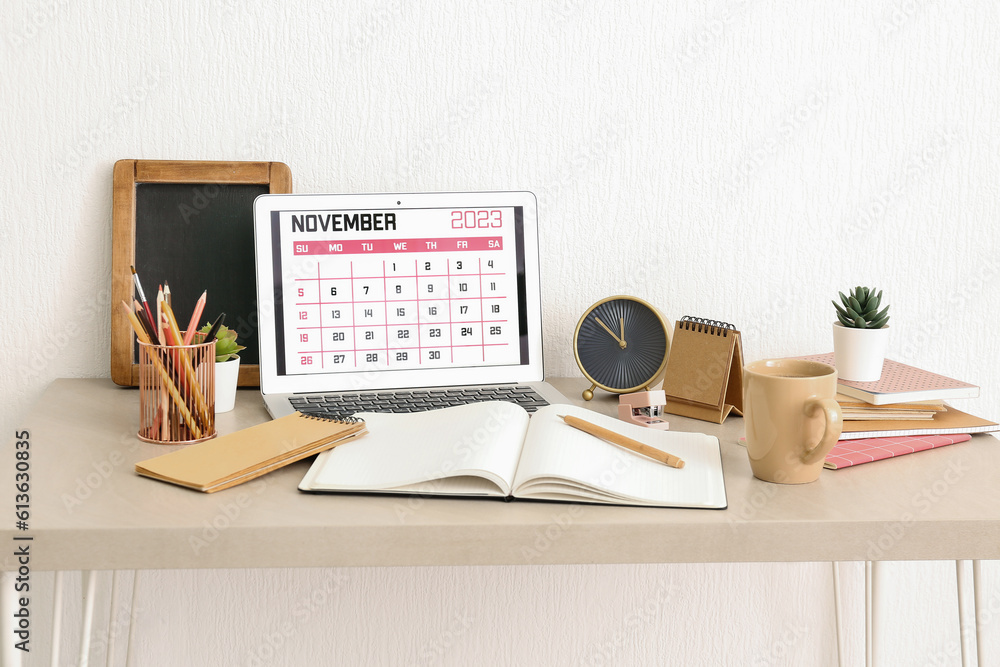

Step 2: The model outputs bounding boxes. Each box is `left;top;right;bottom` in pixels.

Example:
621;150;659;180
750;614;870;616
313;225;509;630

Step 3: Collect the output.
111;160;292;386
133;183;266;365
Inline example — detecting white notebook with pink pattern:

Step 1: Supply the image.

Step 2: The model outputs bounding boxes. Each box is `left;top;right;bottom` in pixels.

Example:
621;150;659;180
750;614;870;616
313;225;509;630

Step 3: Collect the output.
800;354;979;405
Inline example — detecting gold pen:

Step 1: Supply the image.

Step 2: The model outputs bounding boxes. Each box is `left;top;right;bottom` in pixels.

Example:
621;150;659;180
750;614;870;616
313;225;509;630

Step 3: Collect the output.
557;414;685;469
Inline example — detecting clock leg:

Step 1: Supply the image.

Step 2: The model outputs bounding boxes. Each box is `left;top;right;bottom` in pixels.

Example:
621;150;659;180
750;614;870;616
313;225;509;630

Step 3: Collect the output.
583;384;596;401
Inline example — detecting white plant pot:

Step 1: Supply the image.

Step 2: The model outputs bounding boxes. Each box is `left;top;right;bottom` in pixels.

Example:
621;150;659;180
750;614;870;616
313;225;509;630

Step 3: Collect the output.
832;323;889;382
214;357;240;413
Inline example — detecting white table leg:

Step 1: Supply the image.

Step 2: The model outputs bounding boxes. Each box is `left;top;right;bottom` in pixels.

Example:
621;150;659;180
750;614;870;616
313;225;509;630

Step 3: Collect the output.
832;561;844;667
105;570;122;667
866;561;876;667
1;571;23;667
125;571;140;667
79;570;98;667
957;561;970;667
973;561;984;667
50;571;64;667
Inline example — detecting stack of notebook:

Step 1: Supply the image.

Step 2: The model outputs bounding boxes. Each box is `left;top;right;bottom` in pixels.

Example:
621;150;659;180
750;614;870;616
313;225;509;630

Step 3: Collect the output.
793;355;998;469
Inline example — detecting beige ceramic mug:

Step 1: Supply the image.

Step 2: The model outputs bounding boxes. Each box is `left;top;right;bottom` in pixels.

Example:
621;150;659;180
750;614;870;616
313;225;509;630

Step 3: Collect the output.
743;359;843;484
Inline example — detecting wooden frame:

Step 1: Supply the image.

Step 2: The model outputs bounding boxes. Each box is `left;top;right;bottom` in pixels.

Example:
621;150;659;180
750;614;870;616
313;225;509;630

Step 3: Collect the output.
111;160;292;387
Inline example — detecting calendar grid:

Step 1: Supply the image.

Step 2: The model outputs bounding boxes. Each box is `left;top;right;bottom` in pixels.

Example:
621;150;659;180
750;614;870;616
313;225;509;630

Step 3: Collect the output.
291;266;515;363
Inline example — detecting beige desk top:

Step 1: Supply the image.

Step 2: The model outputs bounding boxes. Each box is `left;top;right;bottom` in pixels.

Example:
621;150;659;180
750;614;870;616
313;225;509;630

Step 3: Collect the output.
3;378;998;571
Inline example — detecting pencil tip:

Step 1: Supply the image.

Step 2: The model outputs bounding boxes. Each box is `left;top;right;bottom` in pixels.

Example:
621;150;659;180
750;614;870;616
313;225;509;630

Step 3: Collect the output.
130;265;136;274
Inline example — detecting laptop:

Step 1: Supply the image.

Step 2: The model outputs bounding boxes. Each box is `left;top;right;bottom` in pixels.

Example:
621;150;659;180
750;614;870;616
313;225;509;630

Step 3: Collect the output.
253;191;570;419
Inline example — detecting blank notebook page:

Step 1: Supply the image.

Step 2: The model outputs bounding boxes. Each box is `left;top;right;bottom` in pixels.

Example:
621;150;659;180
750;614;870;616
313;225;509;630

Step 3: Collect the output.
301;402;529;494
513;405;726;508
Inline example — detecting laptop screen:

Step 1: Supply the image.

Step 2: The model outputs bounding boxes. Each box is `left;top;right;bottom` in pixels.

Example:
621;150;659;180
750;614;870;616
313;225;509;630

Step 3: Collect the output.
254;192;545;395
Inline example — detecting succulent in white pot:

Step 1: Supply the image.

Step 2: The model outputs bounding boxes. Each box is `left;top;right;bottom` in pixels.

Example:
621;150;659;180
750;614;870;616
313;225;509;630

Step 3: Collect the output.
200;323;245;413
831;286;890;382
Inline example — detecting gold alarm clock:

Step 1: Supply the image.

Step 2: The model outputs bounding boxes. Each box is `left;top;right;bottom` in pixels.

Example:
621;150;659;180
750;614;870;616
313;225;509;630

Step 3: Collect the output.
573;296;671;401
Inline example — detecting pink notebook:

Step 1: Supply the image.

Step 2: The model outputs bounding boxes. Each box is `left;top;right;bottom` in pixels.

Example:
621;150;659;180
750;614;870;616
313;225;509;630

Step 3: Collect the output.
824;433;972;469
798;354;979;405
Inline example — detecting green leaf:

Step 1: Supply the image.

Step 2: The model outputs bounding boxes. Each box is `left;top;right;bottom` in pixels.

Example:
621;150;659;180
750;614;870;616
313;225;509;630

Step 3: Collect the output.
839;291;852;309
870;311;890;328
837;312;854;327
198;323;244;361
865;291;881;314
849;295;863;314
853;314;868;328
833;300;850;319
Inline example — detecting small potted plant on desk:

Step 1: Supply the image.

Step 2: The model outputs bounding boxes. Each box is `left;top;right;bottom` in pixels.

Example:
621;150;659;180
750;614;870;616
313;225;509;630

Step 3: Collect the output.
200;323;245;413
832;286;890;382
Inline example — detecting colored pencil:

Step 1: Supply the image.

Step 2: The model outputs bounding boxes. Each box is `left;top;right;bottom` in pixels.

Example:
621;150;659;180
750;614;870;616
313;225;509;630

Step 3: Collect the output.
161;300;184;347
182;291;207;346
130;266;156;340
133;300;160;344
156;285;166;345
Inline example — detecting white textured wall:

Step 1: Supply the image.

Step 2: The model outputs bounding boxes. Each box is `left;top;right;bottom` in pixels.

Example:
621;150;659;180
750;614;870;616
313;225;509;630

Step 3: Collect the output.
3;0;999;665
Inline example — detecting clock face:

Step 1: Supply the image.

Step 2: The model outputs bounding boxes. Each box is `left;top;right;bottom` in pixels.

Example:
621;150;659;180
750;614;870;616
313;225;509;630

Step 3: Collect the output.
574;296;669;393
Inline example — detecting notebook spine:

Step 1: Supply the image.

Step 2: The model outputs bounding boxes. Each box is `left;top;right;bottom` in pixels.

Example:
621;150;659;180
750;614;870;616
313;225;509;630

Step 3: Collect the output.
297;410;365;424
680;316;736;336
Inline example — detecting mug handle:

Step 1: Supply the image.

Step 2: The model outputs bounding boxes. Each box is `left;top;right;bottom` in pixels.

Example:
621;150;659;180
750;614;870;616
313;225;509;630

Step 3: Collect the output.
800;398;844;465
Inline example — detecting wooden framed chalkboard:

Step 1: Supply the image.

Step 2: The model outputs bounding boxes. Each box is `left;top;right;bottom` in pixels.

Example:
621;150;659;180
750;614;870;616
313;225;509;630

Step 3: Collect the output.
111;160;292;386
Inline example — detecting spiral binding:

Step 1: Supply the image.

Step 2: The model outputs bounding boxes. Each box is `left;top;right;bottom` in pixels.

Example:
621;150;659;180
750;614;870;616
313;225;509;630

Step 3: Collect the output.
680;316;736;336
297;410;365;424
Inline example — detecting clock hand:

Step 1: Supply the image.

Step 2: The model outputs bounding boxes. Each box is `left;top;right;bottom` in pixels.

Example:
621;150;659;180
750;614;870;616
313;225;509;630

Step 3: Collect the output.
619;317;625;345
594;316;627;349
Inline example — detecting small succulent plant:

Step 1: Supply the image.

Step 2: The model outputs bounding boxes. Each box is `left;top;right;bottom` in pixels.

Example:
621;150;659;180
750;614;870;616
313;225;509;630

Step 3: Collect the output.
833;286;890;329
199;324;246;362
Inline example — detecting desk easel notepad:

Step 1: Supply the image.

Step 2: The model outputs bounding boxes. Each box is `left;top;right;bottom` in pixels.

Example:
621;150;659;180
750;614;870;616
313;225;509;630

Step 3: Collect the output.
661;317;744;424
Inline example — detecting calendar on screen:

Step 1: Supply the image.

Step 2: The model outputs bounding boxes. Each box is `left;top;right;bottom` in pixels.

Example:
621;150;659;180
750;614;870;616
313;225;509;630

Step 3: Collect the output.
266;205;530;379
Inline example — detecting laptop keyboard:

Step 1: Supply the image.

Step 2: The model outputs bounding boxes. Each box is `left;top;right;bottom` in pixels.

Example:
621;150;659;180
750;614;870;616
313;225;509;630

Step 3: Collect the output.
289;385;550;416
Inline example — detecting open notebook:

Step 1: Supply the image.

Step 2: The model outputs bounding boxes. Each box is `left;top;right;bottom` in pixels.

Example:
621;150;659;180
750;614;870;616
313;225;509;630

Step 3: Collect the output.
300;403;727;509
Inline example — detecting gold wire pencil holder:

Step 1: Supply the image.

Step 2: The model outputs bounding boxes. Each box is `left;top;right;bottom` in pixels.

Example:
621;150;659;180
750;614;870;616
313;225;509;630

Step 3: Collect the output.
137;337;216;444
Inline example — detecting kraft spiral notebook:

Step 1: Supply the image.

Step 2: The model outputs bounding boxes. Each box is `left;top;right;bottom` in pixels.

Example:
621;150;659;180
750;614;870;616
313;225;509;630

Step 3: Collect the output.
136;411;367;492
660;317;743;424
